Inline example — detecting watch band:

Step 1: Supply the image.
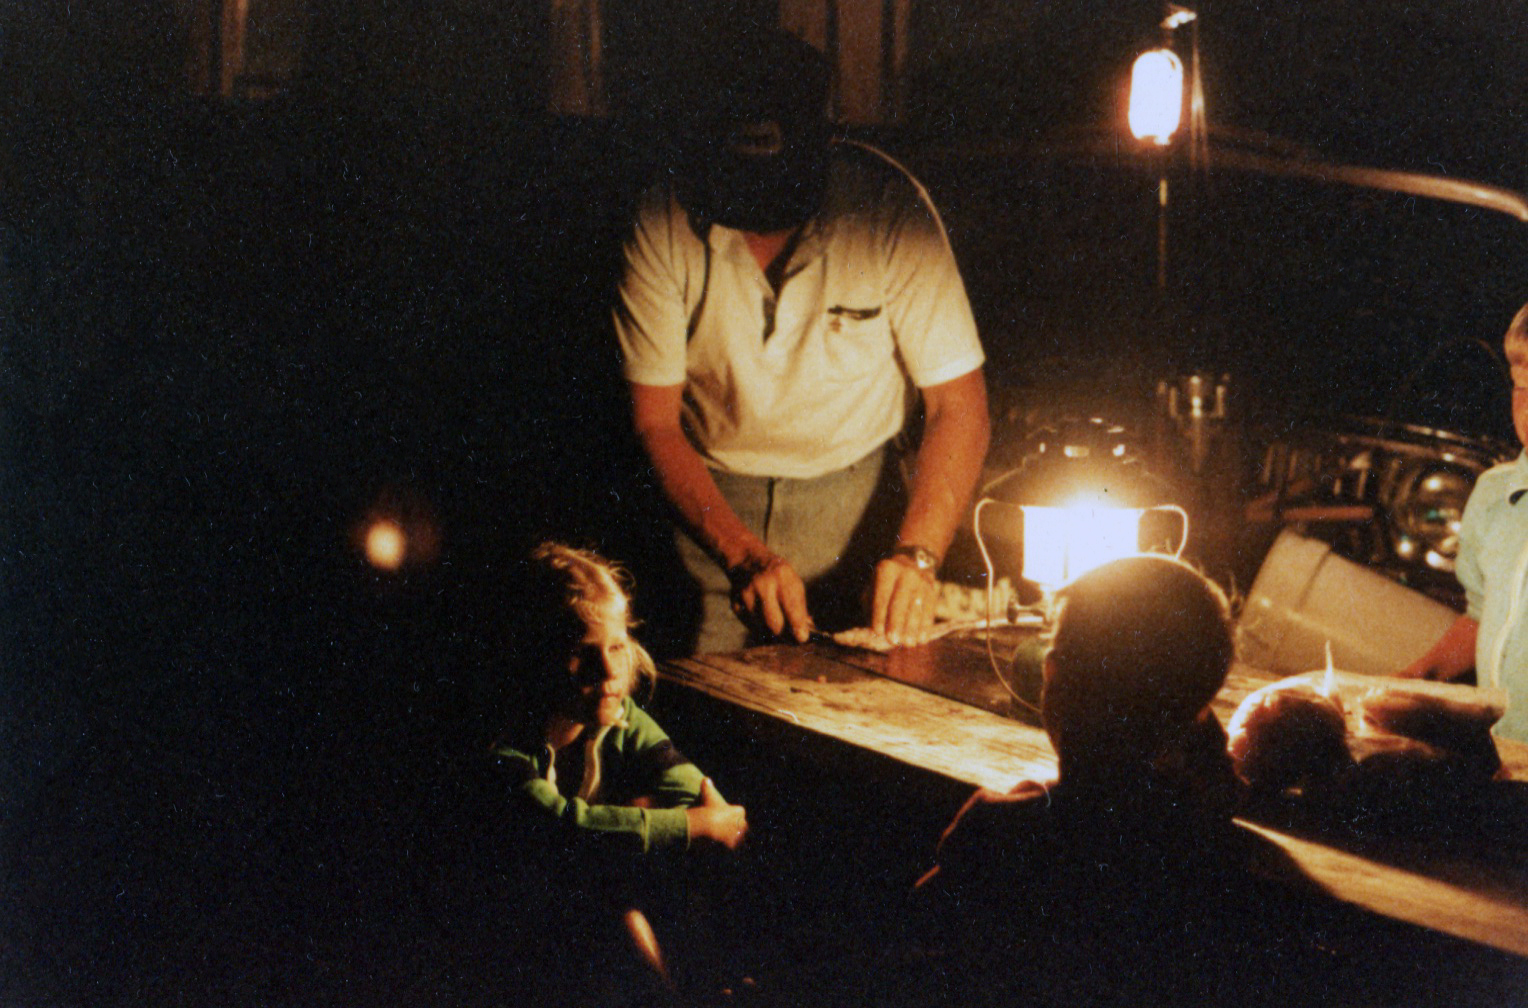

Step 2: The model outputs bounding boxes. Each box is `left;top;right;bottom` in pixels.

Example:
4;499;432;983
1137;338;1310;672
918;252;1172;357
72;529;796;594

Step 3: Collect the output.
889;544;939;573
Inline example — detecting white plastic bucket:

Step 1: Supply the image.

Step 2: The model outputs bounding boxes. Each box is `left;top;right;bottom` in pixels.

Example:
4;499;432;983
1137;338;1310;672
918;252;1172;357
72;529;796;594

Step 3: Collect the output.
1238;530;1460;676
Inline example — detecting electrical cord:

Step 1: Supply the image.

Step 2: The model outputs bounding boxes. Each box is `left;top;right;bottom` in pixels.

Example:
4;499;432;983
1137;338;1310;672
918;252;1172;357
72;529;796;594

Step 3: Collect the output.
973;496;1043;716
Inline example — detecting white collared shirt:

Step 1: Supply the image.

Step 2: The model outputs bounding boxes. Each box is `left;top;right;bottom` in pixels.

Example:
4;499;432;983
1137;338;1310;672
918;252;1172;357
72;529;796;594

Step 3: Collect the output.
614;142;984;479
1458;451;1528;740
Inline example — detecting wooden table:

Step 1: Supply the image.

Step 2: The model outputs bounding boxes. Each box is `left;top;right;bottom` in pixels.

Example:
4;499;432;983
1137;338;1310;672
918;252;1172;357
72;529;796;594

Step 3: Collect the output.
661;631;1528;959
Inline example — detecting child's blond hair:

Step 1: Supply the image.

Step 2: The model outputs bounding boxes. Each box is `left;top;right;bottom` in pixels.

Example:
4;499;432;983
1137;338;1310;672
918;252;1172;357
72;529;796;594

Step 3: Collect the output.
524;542;658;696
1505;302;1528;349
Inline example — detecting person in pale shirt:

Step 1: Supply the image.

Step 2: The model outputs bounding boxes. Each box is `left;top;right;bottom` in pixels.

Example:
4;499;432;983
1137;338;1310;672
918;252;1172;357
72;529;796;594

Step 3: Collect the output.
1404;301;1528;742
615;28;989;654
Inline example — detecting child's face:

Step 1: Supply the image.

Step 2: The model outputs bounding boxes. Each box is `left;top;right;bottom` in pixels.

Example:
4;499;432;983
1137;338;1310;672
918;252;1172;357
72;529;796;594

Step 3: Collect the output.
562;603;638;728
1509;339;1528;448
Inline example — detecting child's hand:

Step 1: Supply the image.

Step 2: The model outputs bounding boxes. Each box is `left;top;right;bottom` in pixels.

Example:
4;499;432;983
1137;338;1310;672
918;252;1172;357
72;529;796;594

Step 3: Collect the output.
686;778;748;851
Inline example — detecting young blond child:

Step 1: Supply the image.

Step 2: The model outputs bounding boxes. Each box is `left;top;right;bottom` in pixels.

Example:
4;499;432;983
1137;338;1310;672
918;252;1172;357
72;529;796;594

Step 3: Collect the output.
489;543;747;997
492;542;746;854
1405;302;1528;743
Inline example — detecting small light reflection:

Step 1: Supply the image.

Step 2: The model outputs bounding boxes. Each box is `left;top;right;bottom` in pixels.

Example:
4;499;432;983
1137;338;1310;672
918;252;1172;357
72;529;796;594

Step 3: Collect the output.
365;519;407;571
354;486;440;574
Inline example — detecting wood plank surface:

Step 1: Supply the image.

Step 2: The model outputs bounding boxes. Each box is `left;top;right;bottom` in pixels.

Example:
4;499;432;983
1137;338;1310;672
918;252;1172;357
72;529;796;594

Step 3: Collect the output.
664;645;1055;792
661;636;1528;959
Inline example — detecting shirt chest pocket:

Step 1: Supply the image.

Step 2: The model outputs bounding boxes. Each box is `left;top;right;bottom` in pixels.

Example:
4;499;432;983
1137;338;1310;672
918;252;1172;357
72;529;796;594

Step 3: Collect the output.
820;304;893;379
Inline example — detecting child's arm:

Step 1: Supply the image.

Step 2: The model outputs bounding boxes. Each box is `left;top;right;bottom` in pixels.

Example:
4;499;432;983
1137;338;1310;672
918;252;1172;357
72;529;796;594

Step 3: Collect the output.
620;705;749;849
1403;483;1485;681
493;747;695;854
618;703;708;808
686;777;748;850
1400;615;1478;680
491;704;747;853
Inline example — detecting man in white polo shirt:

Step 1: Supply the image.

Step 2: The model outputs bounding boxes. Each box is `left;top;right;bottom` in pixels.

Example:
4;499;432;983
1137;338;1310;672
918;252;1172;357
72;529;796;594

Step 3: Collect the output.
615;30;989;654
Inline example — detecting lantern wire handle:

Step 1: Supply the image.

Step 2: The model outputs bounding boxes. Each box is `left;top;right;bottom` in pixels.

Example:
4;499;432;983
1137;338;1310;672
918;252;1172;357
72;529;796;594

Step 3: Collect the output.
1146;503;1192;559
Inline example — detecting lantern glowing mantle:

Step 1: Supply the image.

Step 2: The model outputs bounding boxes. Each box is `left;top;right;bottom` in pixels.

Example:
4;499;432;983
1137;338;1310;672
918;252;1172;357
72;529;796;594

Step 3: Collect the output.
1020;502;1147;587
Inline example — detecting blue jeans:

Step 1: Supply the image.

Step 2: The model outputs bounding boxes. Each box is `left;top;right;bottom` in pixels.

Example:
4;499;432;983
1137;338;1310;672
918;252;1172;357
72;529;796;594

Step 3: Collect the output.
676;445;904;654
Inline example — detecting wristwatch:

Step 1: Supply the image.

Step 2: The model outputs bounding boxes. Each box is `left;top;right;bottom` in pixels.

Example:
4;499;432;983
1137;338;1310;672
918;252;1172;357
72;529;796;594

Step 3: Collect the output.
888;543;939;573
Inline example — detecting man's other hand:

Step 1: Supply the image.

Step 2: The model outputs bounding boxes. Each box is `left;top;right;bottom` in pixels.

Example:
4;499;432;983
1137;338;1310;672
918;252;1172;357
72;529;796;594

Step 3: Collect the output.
871;554;938;647
729;553;814;643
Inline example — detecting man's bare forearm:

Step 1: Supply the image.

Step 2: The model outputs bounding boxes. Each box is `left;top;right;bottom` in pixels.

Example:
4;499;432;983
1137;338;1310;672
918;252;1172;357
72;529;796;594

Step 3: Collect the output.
635;424;770;571
895;370;991;561
630;381;770;570
631;381;814;641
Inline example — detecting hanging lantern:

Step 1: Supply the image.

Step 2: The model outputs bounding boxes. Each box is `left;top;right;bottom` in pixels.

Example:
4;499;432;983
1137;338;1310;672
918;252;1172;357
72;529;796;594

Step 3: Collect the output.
1128;48;1185;145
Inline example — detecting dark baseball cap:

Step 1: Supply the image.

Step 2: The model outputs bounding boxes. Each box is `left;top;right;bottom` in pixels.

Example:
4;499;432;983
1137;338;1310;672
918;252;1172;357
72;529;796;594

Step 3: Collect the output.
672;29;833;232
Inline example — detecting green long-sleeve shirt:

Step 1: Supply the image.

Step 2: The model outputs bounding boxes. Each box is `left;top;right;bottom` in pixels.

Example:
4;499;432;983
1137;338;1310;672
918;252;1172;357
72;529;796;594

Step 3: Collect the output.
491;696;706;854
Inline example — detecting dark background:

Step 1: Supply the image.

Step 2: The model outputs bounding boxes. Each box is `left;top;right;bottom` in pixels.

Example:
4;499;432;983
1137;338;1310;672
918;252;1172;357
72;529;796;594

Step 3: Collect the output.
4;1;1526;1003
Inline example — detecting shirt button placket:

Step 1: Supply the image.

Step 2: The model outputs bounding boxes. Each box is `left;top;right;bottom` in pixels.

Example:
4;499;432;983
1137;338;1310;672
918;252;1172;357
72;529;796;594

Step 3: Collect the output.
761;291;777;344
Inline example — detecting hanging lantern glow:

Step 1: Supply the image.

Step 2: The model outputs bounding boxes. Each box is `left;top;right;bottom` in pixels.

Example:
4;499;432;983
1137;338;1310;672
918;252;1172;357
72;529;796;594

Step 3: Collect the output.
1128;48;1185;145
